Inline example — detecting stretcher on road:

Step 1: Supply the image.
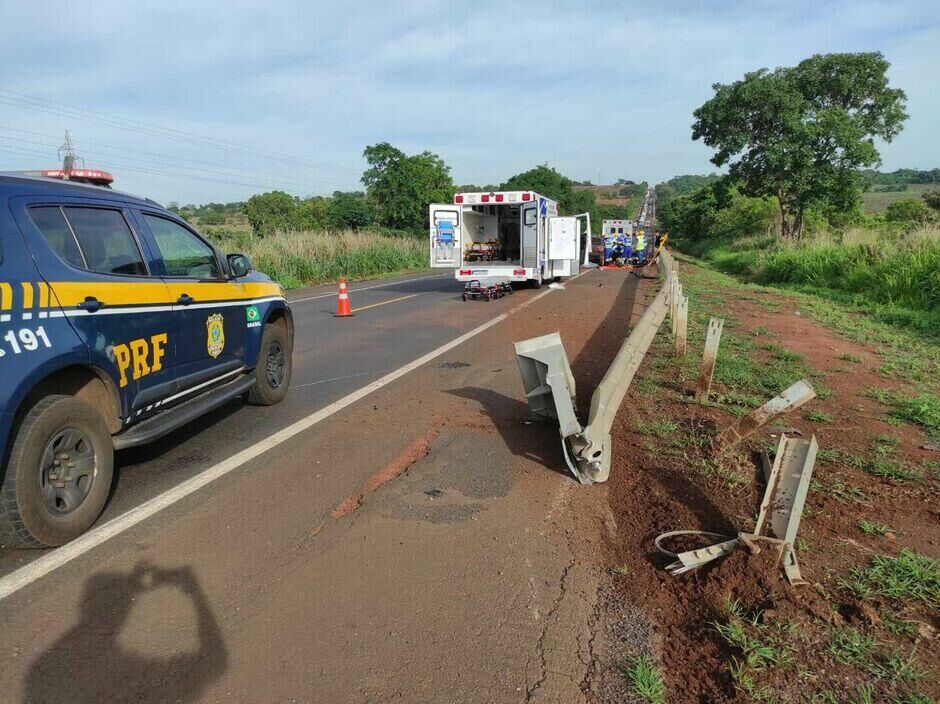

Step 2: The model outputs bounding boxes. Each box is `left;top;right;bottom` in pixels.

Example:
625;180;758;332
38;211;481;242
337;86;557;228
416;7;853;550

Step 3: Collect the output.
462;280;514;302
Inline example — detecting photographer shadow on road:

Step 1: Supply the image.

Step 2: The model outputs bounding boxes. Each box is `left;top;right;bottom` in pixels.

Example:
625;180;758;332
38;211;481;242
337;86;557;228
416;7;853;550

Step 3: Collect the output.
23;563;227;704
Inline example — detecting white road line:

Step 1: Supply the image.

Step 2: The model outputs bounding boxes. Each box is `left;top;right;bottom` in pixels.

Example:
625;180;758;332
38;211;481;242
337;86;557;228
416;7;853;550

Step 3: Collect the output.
289;272;450;303
291;371;379;389
0;275;582;602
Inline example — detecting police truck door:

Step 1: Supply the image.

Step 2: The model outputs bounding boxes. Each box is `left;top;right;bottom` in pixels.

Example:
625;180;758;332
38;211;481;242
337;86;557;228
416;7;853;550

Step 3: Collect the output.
429;205;461;267
138;212;246;393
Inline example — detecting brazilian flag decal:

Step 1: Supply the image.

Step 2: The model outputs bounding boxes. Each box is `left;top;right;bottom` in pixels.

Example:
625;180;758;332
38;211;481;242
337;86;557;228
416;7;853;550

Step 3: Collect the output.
246;305;260;323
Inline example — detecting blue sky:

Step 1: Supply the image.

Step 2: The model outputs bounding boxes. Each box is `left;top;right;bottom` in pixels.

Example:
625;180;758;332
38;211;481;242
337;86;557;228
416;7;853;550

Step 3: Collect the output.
1;0;937;204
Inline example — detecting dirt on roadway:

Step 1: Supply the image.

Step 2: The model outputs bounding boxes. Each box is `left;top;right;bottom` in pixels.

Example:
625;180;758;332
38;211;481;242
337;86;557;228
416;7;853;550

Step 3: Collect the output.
1;269;652;703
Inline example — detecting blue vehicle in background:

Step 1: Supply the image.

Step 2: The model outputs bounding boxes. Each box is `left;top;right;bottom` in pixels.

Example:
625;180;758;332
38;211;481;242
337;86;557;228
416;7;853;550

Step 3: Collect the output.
0;175;294;547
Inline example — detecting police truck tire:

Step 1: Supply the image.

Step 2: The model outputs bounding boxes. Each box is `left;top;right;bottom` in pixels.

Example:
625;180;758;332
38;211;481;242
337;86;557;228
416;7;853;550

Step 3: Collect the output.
248;322;292;406
0;395;114;548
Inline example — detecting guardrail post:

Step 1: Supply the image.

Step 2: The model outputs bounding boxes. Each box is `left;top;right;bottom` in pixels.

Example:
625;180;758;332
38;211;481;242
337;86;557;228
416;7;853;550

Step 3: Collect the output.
695;318;724;402
675;295;688;355
716;379;816;450
670;277;681;335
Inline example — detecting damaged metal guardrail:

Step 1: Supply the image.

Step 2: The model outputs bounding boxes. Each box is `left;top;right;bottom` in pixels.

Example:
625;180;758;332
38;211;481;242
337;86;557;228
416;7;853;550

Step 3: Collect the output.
514;250;677;484
655;432;818;585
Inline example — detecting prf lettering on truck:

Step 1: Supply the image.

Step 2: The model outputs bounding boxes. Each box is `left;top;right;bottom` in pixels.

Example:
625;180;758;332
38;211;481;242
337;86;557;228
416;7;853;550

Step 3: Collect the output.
112;333;168;387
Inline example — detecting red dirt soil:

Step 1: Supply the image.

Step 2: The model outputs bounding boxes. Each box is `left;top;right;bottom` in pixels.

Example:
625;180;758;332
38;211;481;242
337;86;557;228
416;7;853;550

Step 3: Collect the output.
598;261;938;703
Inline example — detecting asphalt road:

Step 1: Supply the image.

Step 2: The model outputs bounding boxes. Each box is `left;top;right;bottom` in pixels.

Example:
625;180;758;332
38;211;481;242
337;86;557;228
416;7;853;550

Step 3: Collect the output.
0;265;645;703
0;269;550;577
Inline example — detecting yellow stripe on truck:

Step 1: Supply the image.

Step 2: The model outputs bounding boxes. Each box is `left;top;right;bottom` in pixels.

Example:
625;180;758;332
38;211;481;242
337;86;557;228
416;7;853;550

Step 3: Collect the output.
0;283;11;310
47;282;172;307
50;281;282;307
163;281;283;302
21;282;34;310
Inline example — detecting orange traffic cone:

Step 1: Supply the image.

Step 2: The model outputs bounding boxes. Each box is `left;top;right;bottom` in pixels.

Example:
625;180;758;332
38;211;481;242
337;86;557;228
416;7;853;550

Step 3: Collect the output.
334;277;354;317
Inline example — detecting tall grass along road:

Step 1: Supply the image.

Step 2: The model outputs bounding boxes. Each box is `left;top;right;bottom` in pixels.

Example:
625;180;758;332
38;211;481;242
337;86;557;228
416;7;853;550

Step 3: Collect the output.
206;227;429;289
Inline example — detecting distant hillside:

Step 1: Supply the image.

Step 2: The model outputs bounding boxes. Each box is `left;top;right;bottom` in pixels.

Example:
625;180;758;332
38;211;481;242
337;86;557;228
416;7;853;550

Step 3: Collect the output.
572;181;648;219
862;183;936;213
861;168;940;187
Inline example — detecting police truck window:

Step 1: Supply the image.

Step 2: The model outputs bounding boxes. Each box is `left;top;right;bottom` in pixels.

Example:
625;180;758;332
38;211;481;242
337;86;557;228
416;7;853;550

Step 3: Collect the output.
28;206;86;269
62;207;147;276
144;215;220;279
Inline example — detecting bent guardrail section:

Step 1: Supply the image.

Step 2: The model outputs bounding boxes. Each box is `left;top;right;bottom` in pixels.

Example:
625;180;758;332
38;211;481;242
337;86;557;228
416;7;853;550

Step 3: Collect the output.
514;250;677;484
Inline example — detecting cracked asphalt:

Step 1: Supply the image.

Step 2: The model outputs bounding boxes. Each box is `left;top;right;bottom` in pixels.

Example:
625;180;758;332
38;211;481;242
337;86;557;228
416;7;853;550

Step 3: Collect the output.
0;268;643;703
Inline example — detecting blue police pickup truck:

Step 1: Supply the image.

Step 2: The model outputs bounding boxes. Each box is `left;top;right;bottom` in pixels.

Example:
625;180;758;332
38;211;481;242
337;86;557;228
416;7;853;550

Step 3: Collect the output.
0;175;294;547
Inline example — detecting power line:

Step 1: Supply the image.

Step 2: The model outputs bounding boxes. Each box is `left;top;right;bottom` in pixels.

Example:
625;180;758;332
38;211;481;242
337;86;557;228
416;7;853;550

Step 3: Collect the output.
0;143;325;196
0;131;347;193
0;88;363;176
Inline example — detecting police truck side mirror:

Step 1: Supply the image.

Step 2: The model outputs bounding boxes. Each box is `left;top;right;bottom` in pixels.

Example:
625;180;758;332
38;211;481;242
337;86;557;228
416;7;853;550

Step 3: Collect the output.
227;253;252;277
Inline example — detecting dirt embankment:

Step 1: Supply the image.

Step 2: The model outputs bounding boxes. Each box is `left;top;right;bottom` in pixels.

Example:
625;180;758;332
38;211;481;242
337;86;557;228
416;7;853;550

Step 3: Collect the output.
595;261;938;703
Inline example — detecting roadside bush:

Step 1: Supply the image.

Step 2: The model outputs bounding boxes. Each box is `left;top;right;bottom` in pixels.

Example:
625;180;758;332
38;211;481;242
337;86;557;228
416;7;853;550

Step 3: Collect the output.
885;199;930;224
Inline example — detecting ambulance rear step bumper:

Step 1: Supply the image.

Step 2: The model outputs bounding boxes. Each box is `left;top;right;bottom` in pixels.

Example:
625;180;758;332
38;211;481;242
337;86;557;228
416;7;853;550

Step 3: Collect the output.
113;374;256;450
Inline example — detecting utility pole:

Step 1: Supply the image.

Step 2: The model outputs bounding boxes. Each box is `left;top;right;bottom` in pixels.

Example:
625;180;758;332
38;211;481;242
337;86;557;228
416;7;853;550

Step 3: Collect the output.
58;130;81;175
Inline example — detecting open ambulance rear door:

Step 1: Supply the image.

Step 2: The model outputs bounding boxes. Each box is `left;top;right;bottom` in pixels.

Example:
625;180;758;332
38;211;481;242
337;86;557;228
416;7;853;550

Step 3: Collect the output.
429;204;461;267
548;216;579;278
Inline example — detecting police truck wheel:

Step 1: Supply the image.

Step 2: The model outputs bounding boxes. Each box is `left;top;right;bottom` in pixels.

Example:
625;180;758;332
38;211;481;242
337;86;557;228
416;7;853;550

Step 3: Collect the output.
0;395;114;548
248;322;292;406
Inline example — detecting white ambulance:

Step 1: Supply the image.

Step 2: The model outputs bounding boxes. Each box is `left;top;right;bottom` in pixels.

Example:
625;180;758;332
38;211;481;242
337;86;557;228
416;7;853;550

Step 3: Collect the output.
429;191;585;288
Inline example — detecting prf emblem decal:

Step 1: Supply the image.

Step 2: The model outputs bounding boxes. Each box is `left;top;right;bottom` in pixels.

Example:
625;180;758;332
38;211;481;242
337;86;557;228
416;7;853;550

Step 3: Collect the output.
206;313;225;358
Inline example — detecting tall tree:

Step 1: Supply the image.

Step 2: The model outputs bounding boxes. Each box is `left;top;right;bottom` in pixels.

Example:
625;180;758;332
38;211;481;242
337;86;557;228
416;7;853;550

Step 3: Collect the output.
361;142;455;233
243;191;296;236
692;52;908;238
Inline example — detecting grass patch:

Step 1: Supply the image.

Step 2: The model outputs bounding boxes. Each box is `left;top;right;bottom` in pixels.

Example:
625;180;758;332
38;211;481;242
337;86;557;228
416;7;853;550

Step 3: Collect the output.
609;563;630;576
865;388;940;438
838;353;863;363
857;520;893;537
841;550;940;609
713;600;795;701
863;457;923;482
621;655;666;704
636;419;679;438
806;410;834;423
811;476;866;503
829;628;924;683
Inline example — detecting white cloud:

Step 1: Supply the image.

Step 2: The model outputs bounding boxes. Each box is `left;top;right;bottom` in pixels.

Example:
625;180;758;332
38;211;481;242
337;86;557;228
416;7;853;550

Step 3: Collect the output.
0;0;936;202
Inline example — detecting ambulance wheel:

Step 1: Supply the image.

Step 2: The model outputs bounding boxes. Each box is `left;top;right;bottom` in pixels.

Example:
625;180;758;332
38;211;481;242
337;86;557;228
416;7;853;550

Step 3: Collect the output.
248;321;292;406
530;272;543;289
0;395;114;548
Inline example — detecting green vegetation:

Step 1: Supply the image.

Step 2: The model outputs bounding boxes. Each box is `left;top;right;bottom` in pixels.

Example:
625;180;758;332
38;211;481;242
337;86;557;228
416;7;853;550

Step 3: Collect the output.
361;142;455;232
828;628;924;682
692;52;907;240
205;228;427;289
713;600;794;701
811;476;866;503
636;419;679;438
840;550;940;609
241;190;377;237
805;410;833;423
865;388;940;439
862;183;935;214
657;52;940;340
621;655;666;704
857;520;892;536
